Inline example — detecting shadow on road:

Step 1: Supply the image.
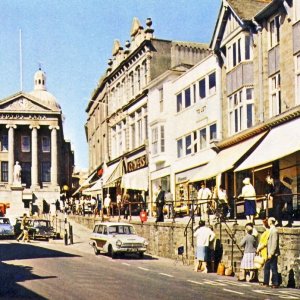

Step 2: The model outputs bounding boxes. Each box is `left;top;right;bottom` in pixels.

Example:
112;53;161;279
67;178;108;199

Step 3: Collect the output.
0;242;81;261
0;243;81;299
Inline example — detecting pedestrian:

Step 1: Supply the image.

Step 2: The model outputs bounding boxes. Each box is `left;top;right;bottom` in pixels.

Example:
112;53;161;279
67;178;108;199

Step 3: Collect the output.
256;218;270;276
164;190;173;219
193;220;215;273
238;223;257;282
197;182;212;221
266;174;292;227
17;213;30;242
260;217;280;288
155;185;165;222
218;185;230;219
239;177;256;224
104;194;111;217
123;191;130;220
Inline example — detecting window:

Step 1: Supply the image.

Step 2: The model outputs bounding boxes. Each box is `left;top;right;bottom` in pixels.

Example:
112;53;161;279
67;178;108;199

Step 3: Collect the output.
270;73;281;116
199;128;207;150
160;126;165;152
185;135;191;155
245;36;251;60
185;88;191;108
228;88;254;135
269;15;280;48
193;84;197;103
199;78;206;99
176;93;182;112
137;118;143;146
208;72;216;95
177;139;183;158
144;115;148;140
21;136;30;152
129;72;134;97
233;43;237;67
41;162;51;182
1;161;8;182
142;60;147;87
1;135;8;152
131;123;135;149
152;128;158;155
209;124;217;140
159;88;164;112
42;136;50;152
136;67;141;91
193;131;198;153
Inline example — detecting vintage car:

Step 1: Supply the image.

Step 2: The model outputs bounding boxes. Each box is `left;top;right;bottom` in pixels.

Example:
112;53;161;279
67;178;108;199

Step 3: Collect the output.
29;219;56;240
0;217;15;238
90;222;148;258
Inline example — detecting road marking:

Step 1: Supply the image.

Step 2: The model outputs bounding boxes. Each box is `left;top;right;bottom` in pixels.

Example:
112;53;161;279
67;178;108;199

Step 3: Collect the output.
187;280;204;285
122;263;131;266
159;273;174;278
203;279;227;286
138;267;150;271
223;288;244;295
216;279;251;287
253;290;300;299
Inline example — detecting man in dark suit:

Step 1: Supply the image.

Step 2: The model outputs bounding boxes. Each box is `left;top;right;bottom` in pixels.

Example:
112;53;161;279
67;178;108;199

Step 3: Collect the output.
155;185;165;222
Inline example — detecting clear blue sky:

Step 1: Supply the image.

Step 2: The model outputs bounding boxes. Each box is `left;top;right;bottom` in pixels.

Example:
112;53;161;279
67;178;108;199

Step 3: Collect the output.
0;0;220;170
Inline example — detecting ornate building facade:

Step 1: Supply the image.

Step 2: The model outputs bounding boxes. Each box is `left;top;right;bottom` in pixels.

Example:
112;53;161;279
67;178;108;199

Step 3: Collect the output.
0;69;74;219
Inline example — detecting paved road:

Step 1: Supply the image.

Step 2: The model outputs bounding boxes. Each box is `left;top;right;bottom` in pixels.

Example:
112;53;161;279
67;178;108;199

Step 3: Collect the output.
0;221;299;300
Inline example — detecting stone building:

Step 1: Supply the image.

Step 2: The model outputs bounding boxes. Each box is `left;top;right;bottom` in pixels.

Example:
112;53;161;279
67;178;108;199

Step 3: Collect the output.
85;18;210;203
0;69;74;219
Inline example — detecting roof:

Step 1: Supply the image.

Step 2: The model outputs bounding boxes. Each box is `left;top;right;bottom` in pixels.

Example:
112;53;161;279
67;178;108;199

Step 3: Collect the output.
227;0;272;21
94;222;134;226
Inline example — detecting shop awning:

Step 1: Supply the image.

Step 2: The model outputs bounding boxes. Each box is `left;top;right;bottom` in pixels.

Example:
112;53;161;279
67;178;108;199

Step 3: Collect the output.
190;132;266;182
235;118;300;172
85;178;103;193
103;160;124;188
72;171;97;196
121;167;149;191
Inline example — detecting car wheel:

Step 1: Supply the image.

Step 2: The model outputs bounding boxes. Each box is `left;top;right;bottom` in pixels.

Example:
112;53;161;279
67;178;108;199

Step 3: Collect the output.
32;232;36;240
45;237;49;241
108;245;116;259
94;245;100;255
138;252;144;259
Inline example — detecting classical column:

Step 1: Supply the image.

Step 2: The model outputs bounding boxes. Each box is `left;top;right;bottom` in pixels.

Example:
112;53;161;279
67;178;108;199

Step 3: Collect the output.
30;125;40;187
6;125;17;185
49;125;59;186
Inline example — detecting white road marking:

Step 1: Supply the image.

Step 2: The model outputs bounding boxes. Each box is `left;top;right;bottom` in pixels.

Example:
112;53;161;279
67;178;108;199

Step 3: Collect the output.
253;290;300;299
223;288;244;295
216;279;251;287
159;273;174;278
122;263;131;266
138;267;150;271
187;280;204;285
203;279;227;286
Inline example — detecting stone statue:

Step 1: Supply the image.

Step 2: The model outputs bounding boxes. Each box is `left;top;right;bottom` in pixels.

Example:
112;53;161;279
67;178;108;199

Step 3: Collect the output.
13;161;22;184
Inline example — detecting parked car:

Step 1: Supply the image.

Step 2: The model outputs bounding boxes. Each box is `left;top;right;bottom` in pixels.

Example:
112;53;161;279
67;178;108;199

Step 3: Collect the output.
29;219;56;240
90;222;148;258
0;217;15;238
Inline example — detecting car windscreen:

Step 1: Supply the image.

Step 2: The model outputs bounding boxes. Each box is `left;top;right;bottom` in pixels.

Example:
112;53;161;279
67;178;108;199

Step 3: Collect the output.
108;225;135;234
34;221;49;227
0;218;10;224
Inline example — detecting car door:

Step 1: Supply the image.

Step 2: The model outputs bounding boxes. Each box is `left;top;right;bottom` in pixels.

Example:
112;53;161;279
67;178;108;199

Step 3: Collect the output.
94;225;108;251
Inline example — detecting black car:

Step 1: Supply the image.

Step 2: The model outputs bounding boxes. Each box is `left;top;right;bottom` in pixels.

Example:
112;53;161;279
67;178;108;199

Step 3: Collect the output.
29;219;56;240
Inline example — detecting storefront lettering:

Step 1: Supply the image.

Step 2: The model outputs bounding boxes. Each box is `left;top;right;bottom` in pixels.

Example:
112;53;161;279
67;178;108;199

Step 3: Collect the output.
127;155;148;172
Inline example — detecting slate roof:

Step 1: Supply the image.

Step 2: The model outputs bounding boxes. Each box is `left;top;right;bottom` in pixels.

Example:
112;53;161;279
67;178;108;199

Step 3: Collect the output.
227;0;272;21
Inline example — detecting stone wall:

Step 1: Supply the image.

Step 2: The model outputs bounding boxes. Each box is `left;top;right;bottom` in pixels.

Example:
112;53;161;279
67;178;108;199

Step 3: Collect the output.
68;215;300;288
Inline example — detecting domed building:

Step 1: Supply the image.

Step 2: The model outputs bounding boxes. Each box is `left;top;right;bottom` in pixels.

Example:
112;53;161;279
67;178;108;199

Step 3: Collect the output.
0;69;74;220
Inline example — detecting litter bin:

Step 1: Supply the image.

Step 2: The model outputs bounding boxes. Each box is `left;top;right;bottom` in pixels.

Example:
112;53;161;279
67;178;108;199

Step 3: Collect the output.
139;210;147;223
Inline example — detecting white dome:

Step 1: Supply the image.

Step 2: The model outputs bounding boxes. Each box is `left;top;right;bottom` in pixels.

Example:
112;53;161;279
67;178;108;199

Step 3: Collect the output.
29;69;61;111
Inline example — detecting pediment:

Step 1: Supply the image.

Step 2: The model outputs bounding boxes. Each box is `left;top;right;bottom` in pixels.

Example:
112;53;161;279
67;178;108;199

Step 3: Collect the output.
0;93;53;113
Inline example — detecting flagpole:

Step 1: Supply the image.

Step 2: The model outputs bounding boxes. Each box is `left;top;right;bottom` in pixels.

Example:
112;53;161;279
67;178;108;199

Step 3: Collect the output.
19;29;23;91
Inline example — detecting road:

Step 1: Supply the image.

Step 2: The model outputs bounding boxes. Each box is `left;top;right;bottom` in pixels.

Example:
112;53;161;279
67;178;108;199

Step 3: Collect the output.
1;225;300;300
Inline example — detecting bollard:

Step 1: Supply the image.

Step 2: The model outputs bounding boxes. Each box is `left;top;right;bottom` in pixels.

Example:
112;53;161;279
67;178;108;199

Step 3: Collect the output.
64;229;68;245
69;225;73;245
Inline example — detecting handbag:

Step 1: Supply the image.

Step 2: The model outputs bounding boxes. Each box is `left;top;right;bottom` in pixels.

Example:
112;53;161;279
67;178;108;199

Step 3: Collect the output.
216;262;225;275
254;255;265;269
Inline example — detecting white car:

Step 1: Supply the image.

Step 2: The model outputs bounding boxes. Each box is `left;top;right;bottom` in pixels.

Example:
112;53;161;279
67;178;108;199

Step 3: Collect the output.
0;217;15;238
90;222;148;258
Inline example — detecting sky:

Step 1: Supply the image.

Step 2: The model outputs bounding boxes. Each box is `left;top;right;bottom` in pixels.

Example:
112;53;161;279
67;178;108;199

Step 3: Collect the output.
0;0;220;170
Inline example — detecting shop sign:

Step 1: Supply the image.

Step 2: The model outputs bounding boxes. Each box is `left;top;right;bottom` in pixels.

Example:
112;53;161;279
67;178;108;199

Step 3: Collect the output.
127;155;148;173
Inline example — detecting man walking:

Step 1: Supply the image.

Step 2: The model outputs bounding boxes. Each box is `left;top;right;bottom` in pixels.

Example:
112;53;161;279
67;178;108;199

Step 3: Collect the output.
155;186;165;222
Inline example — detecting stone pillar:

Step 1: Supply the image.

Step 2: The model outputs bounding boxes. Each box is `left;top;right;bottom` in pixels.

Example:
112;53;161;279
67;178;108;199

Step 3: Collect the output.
30;125;40;187
49;125;59;186
6;124;16;185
